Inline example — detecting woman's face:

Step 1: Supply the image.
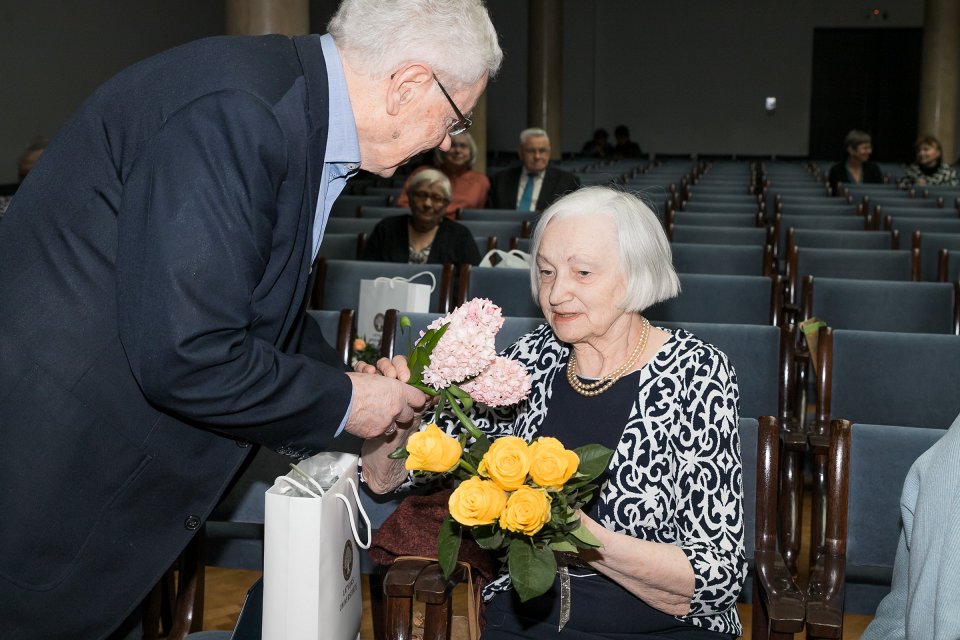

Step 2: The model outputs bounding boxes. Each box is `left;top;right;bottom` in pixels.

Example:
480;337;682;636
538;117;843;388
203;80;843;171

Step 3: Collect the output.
848;142;873;162
444;136;472;168
916;142;941;167
409;182;449;231
536;214;630;347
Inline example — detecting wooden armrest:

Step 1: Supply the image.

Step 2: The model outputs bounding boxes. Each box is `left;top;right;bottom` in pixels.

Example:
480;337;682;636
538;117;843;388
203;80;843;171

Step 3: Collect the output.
753;549;805;634
384;558;434;640
416;563;467;640
806;553;846;639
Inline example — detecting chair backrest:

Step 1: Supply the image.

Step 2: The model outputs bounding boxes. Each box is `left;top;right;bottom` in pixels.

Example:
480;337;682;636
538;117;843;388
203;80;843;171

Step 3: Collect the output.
842;423;945;613
324;217;380;235
646;273;781;326
682;201;759;214
774;213;871;256
457;219;529;241
458;208;539;224
317;232;363;260
786;246;920;303
802;277;959;334
787;228;895;253
657;322;790;420
913;230;960;281
330;194;390;217
886;216;960;236
874;205;958;220
457;266;542;318
670;242;772;276
310;259;453;314
817;327;960;428
670;211;761;227
358;205;405;219
669;224;772;246
777;203;861;217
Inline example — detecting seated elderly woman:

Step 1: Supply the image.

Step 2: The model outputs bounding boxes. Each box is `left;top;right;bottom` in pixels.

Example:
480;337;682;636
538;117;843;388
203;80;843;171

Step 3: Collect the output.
396;132;491;218
361;168;481;265
897;135;959;189
360;186;745;639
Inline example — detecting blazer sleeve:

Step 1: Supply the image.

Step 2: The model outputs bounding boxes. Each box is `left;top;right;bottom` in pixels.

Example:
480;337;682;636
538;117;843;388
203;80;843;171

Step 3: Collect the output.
116;90;351;454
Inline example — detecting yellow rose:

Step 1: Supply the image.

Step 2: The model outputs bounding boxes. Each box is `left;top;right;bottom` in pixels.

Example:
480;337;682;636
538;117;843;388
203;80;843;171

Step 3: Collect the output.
448;477;508;526
405;423;463;473
499;485;552;536
478;436;531;491
353;337;367;351
528;437;580;489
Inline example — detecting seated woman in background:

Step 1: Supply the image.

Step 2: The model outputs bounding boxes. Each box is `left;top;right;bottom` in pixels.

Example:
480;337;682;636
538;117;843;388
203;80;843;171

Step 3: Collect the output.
828;129;884;195
897;135;959;189
361;169;481;265
395;132;490;218
362;186;745;639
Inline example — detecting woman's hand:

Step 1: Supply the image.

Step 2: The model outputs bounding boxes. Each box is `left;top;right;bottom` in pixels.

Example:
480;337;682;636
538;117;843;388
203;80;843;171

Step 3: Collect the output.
575;510;695;616
354;355;413;383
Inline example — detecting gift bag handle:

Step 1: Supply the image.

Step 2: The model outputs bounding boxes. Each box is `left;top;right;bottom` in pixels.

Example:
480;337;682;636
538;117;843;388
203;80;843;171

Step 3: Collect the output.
276;473;372;550
373;270;436;293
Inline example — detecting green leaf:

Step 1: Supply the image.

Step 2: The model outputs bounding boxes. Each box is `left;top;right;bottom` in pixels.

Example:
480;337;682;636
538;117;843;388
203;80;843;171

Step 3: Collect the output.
399;315;412;330
437;516;462;579
569;522;602;548
387;446;409;460
471;525;505;550
508;538;557;602
566;444;614;488
548;540;578;553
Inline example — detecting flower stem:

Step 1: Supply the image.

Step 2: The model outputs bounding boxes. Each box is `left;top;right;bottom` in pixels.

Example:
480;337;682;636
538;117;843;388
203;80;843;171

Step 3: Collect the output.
447;395;489;445
457;457;479;475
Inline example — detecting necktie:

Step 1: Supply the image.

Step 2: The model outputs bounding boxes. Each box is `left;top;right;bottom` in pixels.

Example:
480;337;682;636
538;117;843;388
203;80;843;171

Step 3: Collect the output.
518;172;537;211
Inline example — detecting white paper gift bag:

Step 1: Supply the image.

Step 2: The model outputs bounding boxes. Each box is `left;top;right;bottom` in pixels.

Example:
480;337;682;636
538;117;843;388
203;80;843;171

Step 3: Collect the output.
262;452;370;640
357;272;435;346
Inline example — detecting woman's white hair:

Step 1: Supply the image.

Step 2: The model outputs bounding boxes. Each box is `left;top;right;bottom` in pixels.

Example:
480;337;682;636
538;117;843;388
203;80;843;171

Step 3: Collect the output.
408;168;452;200
327;0;503;89
529;186;680;312
434;132;477;168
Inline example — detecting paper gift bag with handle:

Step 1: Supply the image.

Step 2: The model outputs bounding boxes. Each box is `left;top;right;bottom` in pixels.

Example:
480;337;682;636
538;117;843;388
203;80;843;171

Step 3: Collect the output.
358;271;435;347
262;452;370;640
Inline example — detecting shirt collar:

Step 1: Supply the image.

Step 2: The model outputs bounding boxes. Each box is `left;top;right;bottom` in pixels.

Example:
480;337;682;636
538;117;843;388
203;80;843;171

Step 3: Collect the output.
319;34;360;169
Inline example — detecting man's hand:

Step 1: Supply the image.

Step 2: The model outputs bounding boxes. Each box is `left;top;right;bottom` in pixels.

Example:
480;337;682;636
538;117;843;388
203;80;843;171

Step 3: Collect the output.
345;356;427;439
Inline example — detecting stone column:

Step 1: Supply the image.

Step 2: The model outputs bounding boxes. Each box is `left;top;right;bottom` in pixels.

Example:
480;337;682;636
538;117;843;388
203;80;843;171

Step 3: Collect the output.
226;0;309;36
918;0;960;161
527;0;563;159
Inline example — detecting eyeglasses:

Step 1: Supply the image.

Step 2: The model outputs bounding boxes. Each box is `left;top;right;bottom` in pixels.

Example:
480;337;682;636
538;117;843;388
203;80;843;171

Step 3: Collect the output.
410;190;450;204
433;74;473;135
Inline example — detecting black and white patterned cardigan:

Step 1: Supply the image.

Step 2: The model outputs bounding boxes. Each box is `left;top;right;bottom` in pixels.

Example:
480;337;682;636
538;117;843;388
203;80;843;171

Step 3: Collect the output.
443;323;746;636
897;162;960;189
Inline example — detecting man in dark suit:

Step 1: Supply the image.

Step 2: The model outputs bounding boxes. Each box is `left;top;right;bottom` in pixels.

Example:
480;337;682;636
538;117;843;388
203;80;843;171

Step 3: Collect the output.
488;128;581;211
0;1;501;637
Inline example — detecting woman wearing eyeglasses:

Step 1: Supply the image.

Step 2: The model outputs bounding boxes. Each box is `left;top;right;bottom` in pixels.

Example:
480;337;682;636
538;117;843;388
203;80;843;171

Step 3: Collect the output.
361;168;481;265
395;132;491;218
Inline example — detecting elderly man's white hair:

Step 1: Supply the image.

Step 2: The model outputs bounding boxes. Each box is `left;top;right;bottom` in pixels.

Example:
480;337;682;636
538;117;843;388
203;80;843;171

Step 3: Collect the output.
328;0;503;89
529;186;681;312
519;128;549;145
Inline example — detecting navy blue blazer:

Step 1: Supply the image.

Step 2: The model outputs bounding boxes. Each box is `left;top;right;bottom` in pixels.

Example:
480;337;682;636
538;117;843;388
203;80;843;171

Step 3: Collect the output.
487;165;581;211
0;35;353;638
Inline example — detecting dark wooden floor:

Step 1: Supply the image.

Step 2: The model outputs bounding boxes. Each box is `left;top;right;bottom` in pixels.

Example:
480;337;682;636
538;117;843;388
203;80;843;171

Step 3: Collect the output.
201;569;875;638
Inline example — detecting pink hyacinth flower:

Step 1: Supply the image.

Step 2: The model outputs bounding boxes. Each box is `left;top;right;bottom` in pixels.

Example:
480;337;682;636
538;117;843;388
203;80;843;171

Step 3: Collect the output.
461;356;532;407
421;299;503;389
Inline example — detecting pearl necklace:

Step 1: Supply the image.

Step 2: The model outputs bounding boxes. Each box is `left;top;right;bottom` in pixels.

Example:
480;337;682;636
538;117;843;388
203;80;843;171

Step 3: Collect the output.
566;317;650;397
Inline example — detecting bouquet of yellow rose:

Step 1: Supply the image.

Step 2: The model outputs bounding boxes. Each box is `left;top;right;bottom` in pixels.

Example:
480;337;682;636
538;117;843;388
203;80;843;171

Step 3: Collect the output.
389;298;614;601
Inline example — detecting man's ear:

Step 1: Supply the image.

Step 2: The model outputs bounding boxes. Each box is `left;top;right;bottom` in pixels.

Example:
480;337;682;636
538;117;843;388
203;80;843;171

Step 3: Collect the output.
386;63;434;116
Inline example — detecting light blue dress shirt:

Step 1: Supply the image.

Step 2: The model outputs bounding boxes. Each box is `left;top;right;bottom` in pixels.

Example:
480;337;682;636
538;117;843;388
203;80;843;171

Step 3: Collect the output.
317;34;361;436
